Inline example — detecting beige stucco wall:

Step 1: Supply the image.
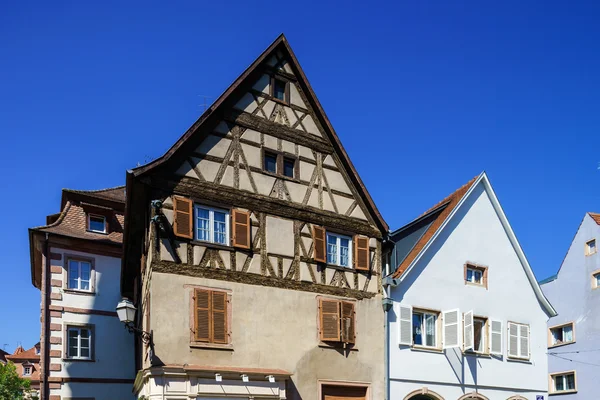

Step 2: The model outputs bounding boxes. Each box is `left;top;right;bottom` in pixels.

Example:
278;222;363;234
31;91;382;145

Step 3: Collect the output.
150;272;384;400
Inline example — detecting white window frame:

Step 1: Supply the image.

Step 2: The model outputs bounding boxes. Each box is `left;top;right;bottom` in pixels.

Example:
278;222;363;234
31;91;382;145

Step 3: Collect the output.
585;239;596;256
23;365;31;376
466;267;483;284
550;371;577;394
87;214;106;233
67;259;93;292
508;321;530;359
412;309;439;349
67;326;92;360
326;232;353;268
194;205;230;245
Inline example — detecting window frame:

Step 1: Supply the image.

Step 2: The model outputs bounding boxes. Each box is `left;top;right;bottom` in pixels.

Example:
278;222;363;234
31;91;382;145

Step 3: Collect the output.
549;370;577;394
316;296;357;346
65;256;95;294
585;238;596;256
464;262;488;289
507;321;530;360
194;204;230;246
22;365;32;376
270;75;290;104
591;269;600;290
86;213;107;234
64;324;94;361
326;232;353;268
548;322;575;348
471;316;489;355
188;285;233;350
261;148;299;180
411;307;441;350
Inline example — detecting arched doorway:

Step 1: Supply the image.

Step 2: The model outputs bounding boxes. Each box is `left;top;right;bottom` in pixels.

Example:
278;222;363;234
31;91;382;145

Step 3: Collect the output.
403;388;445;400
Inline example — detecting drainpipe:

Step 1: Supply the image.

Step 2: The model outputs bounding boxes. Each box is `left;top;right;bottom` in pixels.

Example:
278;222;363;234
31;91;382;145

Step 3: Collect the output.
42;233;50;400
382;238;398;400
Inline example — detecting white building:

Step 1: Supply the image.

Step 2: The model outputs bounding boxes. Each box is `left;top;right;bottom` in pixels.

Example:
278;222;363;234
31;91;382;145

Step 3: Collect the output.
385;173;556;400
29;187;135;400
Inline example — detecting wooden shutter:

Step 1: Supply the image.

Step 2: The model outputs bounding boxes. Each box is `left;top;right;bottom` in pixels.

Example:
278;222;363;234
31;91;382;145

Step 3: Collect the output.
341;301;356;344
313;226;327;263
232;209;251;249
398;304;413;346
173;196;193;239
319;299;340;341
442;309;460;349
463;310;474;351
508;322;519;358
519;324;530;359
490;319;503;355
194;289;211;342
212;291;228;344
354;236;370;271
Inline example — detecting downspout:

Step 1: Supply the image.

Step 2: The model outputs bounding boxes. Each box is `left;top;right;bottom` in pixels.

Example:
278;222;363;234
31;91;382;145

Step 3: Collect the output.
382;237;398;400
42;232;50;400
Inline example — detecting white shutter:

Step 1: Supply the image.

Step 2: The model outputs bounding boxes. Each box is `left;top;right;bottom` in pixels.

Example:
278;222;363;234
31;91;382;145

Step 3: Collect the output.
519;324;530;359
490;319;503;355
398;305;413;346
463;310;474;351
508;322;519;358
442;309;460;349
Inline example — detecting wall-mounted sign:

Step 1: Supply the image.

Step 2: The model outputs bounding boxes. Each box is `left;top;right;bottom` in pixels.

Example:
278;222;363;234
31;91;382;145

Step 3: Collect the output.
536;396;544;400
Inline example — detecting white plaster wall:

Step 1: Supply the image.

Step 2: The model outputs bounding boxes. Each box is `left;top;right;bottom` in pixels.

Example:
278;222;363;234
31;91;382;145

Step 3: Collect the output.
389;183;550;399
51;381;134;400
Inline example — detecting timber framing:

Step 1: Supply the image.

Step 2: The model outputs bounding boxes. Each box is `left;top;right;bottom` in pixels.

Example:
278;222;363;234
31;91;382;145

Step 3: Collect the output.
152;260;376;300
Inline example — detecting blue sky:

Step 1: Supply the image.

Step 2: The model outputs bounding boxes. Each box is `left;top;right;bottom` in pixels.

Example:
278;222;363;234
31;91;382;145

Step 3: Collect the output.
1;1;599;351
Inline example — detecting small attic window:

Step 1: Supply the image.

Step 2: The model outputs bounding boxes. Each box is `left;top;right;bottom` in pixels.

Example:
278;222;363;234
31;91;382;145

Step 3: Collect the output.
271;77;287;103
88;214;106;233
585;239;596;256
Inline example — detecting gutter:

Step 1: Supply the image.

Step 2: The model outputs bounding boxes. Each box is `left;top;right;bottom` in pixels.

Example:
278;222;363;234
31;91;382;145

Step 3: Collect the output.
381;239;399;400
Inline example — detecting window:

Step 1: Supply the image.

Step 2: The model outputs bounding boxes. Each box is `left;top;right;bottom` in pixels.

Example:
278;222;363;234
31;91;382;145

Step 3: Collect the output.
586;239;596;256
67;326;92;360
412;310;438;348
473;317;487;353
87;214;106;233
272;77;287;102
326;232;352;268
262;150;297;179
465;263;487;288
593;271;600;289
67;258;92;292
507;322;530;359
195;205;229;245
550;371;577;394
192;288;231;345
23;366;31;376
549;322;575;347
318;298;356;344
35;346;40;355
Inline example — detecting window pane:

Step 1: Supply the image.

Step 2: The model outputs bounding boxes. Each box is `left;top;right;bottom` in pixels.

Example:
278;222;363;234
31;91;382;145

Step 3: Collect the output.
264;153;277;173
274;79;286;101
283;158;295;178
69;261;79;289
466;269;473;282
473;270;482;283
566;374;575;390
474;320;484;351
563;325;573;342
196;208;210;241
339;237;350;267
425;314;436;347
589;240;596;252
412;313;423;345
552;328;563;344
327;235;338;265
80;347;90;358
89;215;105;232
213;211;227;244
68;330;78;357
595;274;600;287
555;376;564;391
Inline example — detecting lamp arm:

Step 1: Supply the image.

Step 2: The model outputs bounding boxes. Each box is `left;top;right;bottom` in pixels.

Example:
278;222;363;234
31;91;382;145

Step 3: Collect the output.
124;323;153;345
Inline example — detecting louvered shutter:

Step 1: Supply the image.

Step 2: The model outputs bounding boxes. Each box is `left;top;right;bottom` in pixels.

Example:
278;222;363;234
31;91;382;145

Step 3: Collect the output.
508;322;519;358
173;196;193;239
490;319;503;355
463;310;474;351
398;305;413;346
341;301;356;344
312;226;327;263
212;291;228;344
232;209;251;249
519;324;530;359
319;299;341;341
194;289;210;342
354;236;370;271
442;309;460;349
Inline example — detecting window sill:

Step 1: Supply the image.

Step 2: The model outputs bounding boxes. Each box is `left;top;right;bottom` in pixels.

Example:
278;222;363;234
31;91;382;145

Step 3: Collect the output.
318;342;358;351
319;263;354;272
62;358;95;363
411;345;443;354
261;169;299;183
464;281;486;289
548;341;576;349
63;289;95;296
507;356;531;364
549;390;577;396
190;342;234;351
190;241;245;253
464;351;492;358
86;230;108;235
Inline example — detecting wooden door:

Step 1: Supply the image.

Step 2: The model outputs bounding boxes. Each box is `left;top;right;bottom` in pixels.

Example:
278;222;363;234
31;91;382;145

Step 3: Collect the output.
322;385;367;400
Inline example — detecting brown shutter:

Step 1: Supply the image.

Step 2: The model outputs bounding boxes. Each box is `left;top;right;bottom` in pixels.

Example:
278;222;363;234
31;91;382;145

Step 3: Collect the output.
341;301;356;344
194;289;211;342
354;236;370;271
232;209;251;249
313;226;327;263
319;298;340;341
211;291;228;344
173;196;193;239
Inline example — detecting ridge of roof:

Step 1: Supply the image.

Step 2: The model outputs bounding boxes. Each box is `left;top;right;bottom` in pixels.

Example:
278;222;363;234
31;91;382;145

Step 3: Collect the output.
588;212;600;225
392;174;480;278
63;185;126;203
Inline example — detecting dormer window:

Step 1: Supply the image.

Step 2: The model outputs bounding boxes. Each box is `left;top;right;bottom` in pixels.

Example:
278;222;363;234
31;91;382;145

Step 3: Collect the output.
23;366;31;376
87;214;106;233
271;77;288;103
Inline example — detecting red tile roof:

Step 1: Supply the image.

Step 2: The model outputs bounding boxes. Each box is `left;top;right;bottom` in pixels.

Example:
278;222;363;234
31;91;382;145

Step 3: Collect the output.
64;186;126;203
392;175;479;278
589;212;600;225
6;343;40;361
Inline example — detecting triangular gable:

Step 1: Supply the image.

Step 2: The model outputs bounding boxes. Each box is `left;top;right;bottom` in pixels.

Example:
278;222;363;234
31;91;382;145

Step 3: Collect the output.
391;172;556;317
128;34;387;233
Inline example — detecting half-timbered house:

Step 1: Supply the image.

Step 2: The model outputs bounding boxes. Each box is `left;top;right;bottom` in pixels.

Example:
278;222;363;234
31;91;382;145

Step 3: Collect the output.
121;34;388;400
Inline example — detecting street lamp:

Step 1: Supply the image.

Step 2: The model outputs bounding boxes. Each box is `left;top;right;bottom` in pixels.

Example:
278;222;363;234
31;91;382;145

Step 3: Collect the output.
116;298;152;345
